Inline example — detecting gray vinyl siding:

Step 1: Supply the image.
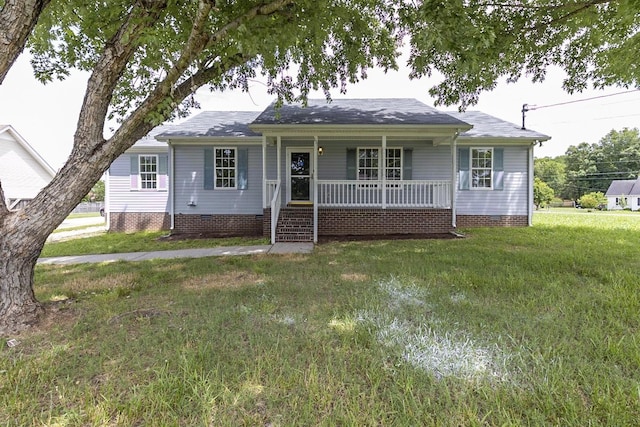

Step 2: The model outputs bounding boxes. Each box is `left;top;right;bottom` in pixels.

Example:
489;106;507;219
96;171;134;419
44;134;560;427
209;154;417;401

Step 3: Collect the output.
265;146;277;180
174;145;263;214
108;153;169;212
456;145;529;216
412;144;451;180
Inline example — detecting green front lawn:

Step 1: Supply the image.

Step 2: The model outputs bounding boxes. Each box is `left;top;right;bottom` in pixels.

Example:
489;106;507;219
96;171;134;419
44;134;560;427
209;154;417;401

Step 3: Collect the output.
3;213;639;425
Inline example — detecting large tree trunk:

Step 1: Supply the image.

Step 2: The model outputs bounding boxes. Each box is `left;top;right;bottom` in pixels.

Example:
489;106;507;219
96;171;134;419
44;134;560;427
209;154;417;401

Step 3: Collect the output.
0;221;46;335
0;211;46;335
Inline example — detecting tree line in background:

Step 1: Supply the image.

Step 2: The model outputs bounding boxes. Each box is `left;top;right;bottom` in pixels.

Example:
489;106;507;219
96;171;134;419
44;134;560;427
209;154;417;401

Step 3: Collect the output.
534;127;640;208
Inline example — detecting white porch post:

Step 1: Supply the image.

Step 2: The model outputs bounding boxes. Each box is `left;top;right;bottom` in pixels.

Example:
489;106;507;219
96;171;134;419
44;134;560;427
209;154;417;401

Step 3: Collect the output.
313;136;318;243
262;136;267;208
169;143;175;230
277;136;282;183
528;144;534;226
451;133;458;228
381;135;387;209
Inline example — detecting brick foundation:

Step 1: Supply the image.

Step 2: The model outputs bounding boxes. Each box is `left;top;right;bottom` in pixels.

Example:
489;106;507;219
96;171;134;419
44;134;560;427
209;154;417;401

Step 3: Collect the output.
174;213;263;236
109;210;528;237
263;208;272;237
109;212;170;232
456;215;528;227
318;208;453;236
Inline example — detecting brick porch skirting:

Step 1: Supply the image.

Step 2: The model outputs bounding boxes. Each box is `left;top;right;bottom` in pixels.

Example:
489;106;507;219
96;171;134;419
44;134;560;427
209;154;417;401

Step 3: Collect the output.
318;208;452;236
109;212;170;232
456;215;528;227
263;208;272;237
174;213;263;236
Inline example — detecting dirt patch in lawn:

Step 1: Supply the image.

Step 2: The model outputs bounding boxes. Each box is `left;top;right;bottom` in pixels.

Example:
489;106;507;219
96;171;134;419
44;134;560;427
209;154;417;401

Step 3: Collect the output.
341;273;370;282
181;271;264;291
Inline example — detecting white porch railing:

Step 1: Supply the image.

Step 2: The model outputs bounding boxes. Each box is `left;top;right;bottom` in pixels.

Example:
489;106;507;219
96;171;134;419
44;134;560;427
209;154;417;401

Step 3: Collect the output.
265;179;279;208
317;180;451;208
270;181;282;244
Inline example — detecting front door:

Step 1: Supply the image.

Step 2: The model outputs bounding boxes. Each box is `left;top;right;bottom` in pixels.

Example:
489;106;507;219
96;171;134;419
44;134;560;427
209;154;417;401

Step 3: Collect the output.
287;148;314;203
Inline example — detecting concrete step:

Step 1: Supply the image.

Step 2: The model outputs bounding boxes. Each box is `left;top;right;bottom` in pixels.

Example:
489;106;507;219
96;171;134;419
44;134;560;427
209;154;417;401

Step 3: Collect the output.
276;234;313;242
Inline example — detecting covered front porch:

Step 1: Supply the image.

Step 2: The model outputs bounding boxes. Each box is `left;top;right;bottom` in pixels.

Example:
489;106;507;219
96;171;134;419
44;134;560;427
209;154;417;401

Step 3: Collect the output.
261;135;458;243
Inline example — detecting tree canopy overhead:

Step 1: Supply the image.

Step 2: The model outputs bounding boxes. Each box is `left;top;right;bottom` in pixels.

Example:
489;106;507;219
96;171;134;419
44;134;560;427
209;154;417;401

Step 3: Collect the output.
27;0;402;123
405;0;640;106
0;0;639;333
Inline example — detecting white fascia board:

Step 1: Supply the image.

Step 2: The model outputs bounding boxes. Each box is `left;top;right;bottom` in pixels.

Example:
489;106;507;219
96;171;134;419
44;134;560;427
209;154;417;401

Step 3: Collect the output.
156;137;263;145
249;124;472;138
456;136;551;144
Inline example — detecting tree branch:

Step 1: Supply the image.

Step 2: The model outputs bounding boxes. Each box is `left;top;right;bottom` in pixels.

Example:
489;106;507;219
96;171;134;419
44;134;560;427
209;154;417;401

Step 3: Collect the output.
0;0;51;84
207;0;295;46
529;0;612;32
108;0;216;151
73;0;169;145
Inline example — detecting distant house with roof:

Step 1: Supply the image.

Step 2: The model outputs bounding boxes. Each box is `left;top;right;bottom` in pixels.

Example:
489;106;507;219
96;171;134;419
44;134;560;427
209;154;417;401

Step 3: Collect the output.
105;99;550;242
0;125;56;210
605;178;640;211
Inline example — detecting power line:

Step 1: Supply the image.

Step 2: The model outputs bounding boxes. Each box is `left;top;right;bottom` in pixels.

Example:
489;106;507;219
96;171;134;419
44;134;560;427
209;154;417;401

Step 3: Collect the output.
528;89;640;111
521;88;640;129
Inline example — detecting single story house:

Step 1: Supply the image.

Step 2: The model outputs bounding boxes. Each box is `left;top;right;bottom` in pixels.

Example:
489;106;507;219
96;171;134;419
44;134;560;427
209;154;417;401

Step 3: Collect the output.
0;125;56;210
605;178;640;211
105;99;550;242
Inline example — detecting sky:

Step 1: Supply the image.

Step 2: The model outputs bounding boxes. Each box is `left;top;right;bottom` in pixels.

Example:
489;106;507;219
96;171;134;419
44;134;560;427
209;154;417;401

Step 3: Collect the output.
1;53;639;170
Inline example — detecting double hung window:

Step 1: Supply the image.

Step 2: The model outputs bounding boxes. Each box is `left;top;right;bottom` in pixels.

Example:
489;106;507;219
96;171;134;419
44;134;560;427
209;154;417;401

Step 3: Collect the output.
470;148;492;189
357;148;402;181
139;155;158;190
215;148;236;189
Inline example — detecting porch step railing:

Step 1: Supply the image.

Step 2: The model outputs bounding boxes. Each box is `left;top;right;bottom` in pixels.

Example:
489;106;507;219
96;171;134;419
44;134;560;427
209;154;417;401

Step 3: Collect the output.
317;180;451;208
265;179;279;208
269;181;282;244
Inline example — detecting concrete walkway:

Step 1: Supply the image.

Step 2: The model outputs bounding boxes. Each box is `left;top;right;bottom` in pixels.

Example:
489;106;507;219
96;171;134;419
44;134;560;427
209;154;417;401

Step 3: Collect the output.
38;242;314;265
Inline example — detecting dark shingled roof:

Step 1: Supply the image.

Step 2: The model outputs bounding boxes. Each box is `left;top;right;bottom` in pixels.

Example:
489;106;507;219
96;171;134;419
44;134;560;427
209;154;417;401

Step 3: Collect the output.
605;178;640;196
133;124;174;147
445;111;550;140
252;99;470;126
156;111;262;138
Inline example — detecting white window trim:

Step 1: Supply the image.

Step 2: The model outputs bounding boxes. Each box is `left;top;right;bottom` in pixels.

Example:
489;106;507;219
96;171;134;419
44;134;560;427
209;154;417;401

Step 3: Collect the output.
214;147;237;190
470;147;493;190
139;154;158;191
356;146;403;182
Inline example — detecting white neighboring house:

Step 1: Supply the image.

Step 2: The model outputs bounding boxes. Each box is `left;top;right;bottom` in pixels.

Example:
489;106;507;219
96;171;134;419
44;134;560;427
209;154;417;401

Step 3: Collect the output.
0;125;56;210
605;178;640;211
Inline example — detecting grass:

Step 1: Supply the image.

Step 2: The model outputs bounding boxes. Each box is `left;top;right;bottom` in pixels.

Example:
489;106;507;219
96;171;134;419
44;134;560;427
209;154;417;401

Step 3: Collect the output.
52;224;104;234
541;206;640;215
41;231;269;257
67;212;102;219
3;212;640;425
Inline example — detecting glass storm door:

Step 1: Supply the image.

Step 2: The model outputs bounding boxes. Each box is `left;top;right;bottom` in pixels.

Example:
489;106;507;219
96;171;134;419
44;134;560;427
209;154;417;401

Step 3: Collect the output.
289;149;313;202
